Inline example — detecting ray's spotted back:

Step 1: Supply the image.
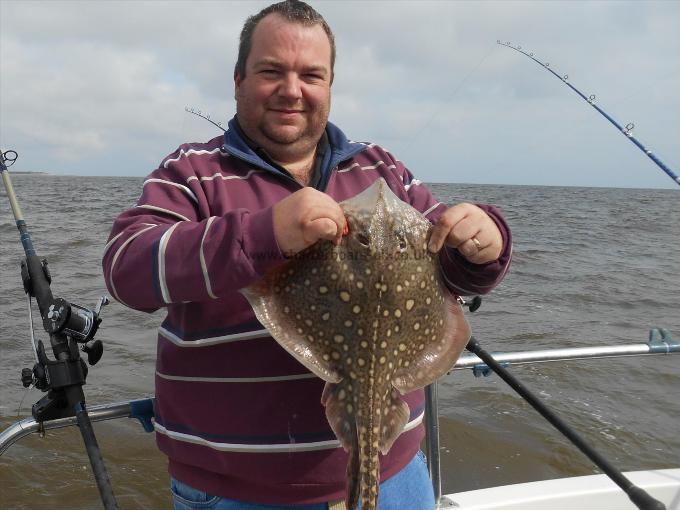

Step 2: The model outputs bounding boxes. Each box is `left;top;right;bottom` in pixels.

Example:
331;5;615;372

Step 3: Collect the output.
243;179;471;509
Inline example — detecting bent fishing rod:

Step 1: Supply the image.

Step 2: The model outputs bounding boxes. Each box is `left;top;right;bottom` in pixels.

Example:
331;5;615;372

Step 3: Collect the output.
1;148;118;510
435;296;666;510
498;41;680;188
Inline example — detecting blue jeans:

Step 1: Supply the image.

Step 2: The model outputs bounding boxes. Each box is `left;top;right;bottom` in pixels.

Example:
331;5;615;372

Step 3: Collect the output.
170;451;435;509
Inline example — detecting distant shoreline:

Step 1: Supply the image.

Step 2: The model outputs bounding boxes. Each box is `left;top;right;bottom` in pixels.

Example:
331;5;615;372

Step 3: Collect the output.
5;172;675;191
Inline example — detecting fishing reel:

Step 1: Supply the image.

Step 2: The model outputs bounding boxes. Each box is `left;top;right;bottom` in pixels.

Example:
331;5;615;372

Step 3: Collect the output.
21;293;109;390
21;256;109;355
458;295;482;313
20;291;109;424
19;260;109;417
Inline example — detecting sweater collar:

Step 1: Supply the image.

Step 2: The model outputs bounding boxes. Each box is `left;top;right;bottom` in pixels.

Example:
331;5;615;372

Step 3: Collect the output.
221;116;367;189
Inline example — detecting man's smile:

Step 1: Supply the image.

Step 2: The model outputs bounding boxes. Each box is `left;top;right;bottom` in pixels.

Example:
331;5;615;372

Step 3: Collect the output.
270;108;304;114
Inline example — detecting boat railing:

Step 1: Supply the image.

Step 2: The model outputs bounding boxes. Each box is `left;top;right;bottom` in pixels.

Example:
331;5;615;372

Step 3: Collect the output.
426;327;679;508
2;329;678;462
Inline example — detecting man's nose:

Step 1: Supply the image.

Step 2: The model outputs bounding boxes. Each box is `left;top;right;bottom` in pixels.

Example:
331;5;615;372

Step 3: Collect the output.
279;73;302;100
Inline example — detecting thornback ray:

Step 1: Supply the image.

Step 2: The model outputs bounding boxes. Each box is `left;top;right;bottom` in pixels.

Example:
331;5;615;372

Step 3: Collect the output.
241;178;471;510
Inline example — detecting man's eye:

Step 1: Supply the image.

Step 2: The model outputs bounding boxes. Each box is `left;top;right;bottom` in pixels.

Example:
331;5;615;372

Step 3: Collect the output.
304;74;324;81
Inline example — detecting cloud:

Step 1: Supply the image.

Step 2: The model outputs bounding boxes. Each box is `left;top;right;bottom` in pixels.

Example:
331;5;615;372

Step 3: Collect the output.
1;0;678;187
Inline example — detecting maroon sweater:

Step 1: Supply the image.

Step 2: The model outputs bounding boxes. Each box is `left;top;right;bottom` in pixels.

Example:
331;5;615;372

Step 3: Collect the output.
102;120;512;504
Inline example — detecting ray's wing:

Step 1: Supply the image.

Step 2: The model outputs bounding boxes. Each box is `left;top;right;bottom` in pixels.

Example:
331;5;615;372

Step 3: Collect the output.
392;296;470;393
241;261;342;384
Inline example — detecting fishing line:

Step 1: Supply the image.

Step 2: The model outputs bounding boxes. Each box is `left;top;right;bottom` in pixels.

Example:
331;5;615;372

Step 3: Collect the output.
16;385;33;419
182;42;496;160
498;41;680;188
607;68;679;109
405;42;498;153
17;294;40;418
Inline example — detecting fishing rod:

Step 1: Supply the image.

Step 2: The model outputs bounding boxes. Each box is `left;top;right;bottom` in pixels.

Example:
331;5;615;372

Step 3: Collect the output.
1;148;118;510
498;40;680;188
434;296;668;510
466;335;667;510
185;106;227;132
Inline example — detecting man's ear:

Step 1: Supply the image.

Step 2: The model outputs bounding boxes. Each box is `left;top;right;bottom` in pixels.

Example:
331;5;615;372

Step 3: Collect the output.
234;70;242;100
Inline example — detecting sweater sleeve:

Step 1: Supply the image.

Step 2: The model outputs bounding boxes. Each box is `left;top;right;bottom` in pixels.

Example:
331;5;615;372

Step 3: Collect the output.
385;150;512;296
101;148;286;312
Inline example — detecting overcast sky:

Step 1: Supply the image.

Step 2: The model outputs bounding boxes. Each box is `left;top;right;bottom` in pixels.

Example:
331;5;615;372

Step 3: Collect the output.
1;0;678;188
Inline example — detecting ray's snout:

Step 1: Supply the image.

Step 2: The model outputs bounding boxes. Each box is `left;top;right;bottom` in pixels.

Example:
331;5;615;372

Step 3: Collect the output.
340;178;413;256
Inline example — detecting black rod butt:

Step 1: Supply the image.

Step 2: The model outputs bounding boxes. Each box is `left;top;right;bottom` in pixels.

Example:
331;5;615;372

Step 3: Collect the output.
629;486;666;510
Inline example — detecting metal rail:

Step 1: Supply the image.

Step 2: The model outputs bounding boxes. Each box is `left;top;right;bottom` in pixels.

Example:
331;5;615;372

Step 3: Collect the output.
426;329;679;507
2;334;678;508
453;337;680;376
0;398;155;455
2;335;677;459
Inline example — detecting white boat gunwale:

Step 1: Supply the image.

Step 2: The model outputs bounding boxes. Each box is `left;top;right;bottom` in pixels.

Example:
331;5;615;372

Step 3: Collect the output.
442;468;680;509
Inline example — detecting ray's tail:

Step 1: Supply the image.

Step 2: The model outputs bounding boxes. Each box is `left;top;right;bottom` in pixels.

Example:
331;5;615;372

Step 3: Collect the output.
347;399;381;509
359;424;380;510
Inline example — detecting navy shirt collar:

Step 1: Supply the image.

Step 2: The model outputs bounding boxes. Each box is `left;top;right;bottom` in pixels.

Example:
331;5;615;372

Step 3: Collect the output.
222;116;367;190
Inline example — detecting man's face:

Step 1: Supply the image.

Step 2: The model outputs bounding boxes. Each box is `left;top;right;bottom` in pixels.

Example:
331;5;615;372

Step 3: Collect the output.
235;13;332;162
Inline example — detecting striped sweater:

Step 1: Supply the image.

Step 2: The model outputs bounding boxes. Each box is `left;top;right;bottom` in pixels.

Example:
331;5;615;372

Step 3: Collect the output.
102;119;512;504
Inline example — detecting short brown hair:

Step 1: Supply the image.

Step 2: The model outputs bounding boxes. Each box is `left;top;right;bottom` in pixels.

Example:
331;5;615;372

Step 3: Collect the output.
235;0;336;80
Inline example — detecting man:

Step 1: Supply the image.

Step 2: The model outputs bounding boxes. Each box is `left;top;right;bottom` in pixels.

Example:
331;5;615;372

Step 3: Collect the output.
102;1;511;508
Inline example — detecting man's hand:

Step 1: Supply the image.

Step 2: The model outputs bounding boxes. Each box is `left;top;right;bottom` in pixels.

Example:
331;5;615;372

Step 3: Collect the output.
272;187;346;255
428;203;503;264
